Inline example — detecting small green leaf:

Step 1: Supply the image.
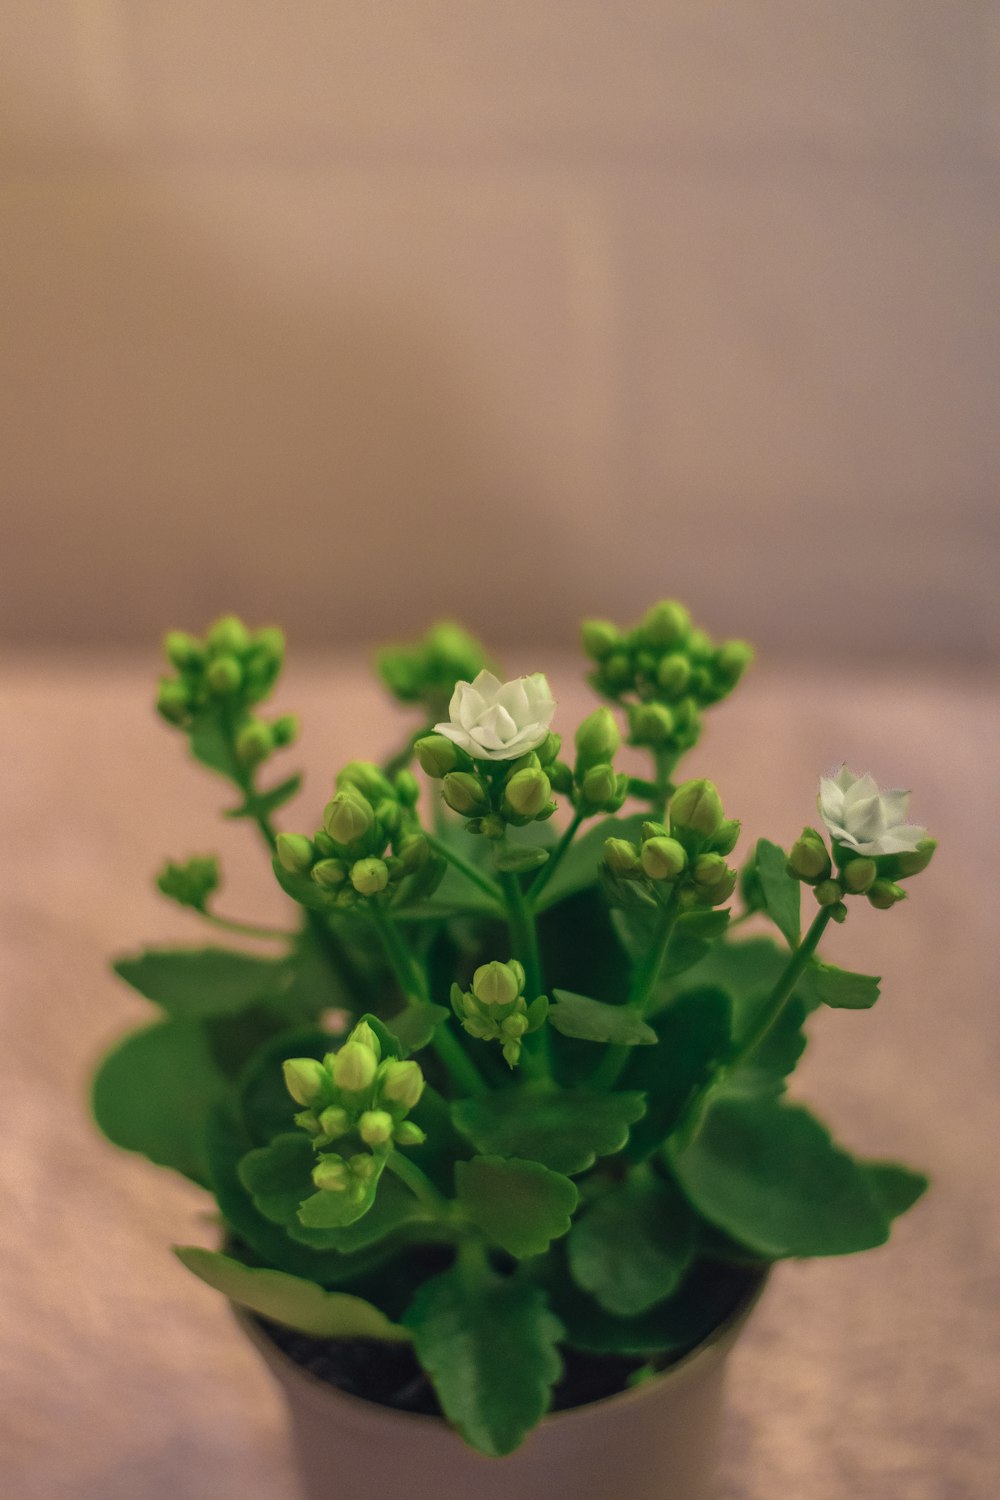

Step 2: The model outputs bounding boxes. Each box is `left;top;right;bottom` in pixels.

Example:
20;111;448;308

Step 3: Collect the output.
622;988;732;1160
452;1084;646;1176
189;713;236;778
663;909;731;978
226;774;303;821
549;990;657;1046
405;1267;563;1455
567;1169;698;1316
455;1157;578;1258
804;960;881;1010
113;947;289;1019
493;845;549;873
239;1133;317;1226
755;840;800;948
92;1019;228;1185
297;1159;386;1230
175;1247;409;1341
860;1159;929;1220
670;1096;893;1257
383;1003;450;1055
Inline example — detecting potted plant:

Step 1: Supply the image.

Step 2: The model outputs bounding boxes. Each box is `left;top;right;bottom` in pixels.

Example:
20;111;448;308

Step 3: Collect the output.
92;603;934;1499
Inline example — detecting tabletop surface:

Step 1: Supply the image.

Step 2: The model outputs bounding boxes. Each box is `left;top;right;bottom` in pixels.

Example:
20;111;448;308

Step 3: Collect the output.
3;652;998;1500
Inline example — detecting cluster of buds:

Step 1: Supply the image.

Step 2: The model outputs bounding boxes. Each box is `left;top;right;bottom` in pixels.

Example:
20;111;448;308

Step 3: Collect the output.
581;600;753;759
156;854;220;911
156;615;297;767
603;778;739;911
276;761;444;910
546;708;629;818
377;621;492;720
450;960;549;1069
788;826;936;918
415;733;560;848
283;1020;426;1205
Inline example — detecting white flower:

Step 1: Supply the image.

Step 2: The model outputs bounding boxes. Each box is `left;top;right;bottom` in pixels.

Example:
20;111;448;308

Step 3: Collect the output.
818;766;927;856
434;670;556;762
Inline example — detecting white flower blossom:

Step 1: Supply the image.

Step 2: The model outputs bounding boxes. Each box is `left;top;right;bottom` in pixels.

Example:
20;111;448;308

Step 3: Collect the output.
818;766;927;856
434;670;556;762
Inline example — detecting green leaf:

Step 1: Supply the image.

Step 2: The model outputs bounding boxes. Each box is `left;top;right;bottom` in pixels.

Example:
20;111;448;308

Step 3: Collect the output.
452;1084;646;1176
383;1003;449;1055
189;713;236;778
112;947;289;1019
405;1267;563;1455
175;1247;410;1341
238;1027;333;1145
549;990;657;1046
534;813;648;912
238;1131;401;1239
755;839;800;948
804;960;881;1010
724;991;807;1097
226;774;302;821
670;1096;894;1257
860;1159;929;1220
455;1157;578;1258
622;988;732;1160
493;844;548;874
238;1132;318;1225
296;1157;386;1230
271;857;340;913
617;907;730;982
92;1019;228;1186
567;1169;698;1316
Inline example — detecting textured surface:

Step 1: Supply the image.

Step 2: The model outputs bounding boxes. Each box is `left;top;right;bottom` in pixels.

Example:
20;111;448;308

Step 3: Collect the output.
2;653;998;1499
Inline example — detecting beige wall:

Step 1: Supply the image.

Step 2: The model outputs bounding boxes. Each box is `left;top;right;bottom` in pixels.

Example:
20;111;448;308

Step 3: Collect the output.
2;3;997;658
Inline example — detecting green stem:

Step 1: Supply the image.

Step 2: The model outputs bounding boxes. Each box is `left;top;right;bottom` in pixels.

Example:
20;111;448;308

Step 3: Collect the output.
527;809;584;907
732;906;834;1065
198;910;292;942
385;1151;454;1219
501;872;544;1000
650;748;677;822
425;834;504;907
592;886;680;1091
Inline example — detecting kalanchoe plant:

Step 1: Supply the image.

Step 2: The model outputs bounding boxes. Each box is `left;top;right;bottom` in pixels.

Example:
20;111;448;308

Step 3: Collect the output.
94;602;933;1459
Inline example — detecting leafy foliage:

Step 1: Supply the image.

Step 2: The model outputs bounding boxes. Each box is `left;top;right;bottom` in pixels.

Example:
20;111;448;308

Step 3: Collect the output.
455;1157;578;1258
549;990;657;1046
112;947;290;1019
567;1168;699;1316
452;1084;646;1175
753;839;801;948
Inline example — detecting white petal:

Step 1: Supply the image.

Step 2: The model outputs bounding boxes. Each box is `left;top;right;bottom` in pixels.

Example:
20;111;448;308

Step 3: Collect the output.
846;793;884;843
470;704;518;751
879;789;911;826
449;680;485;731
865;824;927;855
494;677;531;724
470;669;503;701
433;722;478;755
818;777;846;829
833;765;858;792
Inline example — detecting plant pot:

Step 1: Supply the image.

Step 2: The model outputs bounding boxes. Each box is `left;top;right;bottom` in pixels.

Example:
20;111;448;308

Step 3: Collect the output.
235;1268;768;1500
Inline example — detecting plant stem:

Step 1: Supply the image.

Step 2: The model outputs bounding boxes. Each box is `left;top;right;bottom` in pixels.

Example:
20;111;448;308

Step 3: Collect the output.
591;886;680;1091
425;834;504;907
198;910;292;942
650;748;677;822
385;1151;454;1219
732;906;834;1065
501;872;544;1000
527;809;584;906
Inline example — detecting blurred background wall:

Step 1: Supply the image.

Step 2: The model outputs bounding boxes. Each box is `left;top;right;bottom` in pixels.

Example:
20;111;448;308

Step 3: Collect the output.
2;2;997;659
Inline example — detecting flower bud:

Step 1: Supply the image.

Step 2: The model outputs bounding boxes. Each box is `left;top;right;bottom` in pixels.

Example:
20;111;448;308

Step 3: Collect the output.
602;652;633;689
251;626;285;667
442;772;489;817
642;600;690;648
815;879;844;907
207;615;250;655
311;858;348;888
670;779;725;837
163;630;202;670
787;828;831;882
312;1155;349;1192
473;960;525;1007
393;1120;427;1147
894;838;937;877
501;1013;529;1039
156;679;190;724
337;760;393;802
604;838;642;877
709;819;742;856
504;767;552;818
272;714;299;747
479;813;506;840
581;763;618;807
656;653;691;696
351;857;389;896
686;628;712;661
205;655;243;695
276;833;314;876
867;879;906;911
396;833;429;873
641;836;688;882
580;619;620;661
629;702;675;746
414;734;464;779
333;1042;378;1093
324;789;375;844
349;1020;381;1057
394;769;420;807
235;720;273;765
715;640;754;687
317;1105;350;1138
535;731;562;765
842;857;877;894
358;1109;394;1146
283;1057;328;1106
574;708;621;767
693;853;730;890
379;1059;425;1109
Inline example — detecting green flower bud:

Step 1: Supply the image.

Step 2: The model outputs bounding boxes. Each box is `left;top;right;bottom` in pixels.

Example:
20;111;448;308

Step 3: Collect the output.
641;821;669;841
642;600;690;648
604;838;642;877
656;653;691;697
312;1155;349;1192
842;857;878;894
867;879;906;911
602;652;633;690
283;1057;328;1107
787;828;831;882
337;760;393;802
396;833;429;873
831;901;849;924
641;836;688;882
502;1039;524;1069
379;1059;425;1109
332;1042;378;1093
348;1019;381;1056
358;1109;394;1146
894;838;937;877
686;628;712;661
205;655;243;695
501;1013;529;1040
207;615;250;655
250;626;285;667
715;640;754;686
235;720;273;765
473;959;525;1007
415;734;463;778
374;798;402;837
156;679;190;724
394;769;420;807
442;772;489;817
575;707;621;767
163;630;202;670
480;814;506;840
710;819;742;856
313;830;337;856
311;858;348;888
580;619;620;661
670;779;725;837
581;763;618;807
276;832;314;876
317;1105;350;1139
549;761;574;795
272;714;299;747
324;788;375;844
393;1120;427;1147
815;878;844;907
693;853;730;889
536;731;562;765
629;702;675;746
504;767;552;818
351;857;389;896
